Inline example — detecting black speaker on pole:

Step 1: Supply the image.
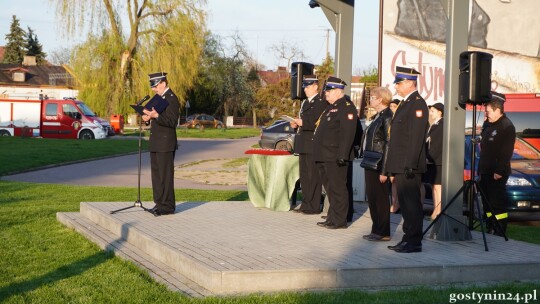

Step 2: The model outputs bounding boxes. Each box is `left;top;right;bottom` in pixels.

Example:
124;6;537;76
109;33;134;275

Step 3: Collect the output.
458;51;493;108
291;62;314;100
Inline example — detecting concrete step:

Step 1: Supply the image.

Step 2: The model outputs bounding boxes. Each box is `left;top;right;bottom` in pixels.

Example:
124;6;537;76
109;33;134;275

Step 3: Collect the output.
57;211;213;297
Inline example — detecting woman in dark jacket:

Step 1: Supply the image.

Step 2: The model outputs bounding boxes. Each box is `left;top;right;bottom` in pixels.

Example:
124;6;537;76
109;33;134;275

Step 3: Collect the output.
361;87;394;241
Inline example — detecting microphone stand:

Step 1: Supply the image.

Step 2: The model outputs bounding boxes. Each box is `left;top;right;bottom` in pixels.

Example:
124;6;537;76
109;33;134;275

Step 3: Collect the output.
110;104;150;214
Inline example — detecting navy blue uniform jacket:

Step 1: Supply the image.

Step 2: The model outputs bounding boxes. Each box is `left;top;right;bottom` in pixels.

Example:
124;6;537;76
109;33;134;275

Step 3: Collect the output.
384;91;429;174
148;89;180;152
295;93;326;154
312;97;358;162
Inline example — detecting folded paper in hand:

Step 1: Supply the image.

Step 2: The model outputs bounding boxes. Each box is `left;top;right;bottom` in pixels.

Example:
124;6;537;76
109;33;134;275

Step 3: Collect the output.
280;115;296;123
130;94;169;115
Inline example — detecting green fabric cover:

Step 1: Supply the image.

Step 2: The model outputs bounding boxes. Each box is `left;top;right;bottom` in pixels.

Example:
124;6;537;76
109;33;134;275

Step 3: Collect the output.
247;154;300;211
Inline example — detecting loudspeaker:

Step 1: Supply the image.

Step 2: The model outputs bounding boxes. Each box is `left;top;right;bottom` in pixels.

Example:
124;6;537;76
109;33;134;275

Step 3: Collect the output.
291;62;314;100
458;51;493;108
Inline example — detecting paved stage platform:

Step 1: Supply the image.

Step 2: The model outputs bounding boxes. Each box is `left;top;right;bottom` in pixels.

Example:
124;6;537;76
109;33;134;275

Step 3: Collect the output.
57;201;540;297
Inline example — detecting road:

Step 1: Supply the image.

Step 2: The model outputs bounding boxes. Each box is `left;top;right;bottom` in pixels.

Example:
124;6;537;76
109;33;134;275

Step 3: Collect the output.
2;137;259;191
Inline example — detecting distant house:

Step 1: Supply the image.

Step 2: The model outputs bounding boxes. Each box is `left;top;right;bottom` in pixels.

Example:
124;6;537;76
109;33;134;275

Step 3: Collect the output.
257;66;290;86
0;51;77;100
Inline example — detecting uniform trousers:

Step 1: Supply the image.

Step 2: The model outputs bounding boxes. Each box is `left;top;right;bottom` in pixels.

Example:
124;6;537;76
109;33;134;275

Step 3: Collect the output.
346;163;354;221
394;173;423;245
365;169;390;236
479;174;509;235
298;152;323;213
150;151;176;212
317;161;349;226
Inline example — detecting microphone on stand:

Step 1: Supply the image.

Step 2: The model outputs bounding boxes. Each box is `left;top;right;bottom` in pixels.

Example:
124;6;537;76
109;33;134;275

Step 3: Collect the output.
136;95;150;106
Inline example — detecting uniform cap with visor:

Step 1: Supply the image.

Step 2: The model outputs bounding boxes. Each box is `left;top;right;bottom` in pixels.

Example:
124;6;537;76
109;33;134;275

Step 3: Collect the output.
302;75;318;88
149;72;167;87
325;76;347;90
393;66;421;84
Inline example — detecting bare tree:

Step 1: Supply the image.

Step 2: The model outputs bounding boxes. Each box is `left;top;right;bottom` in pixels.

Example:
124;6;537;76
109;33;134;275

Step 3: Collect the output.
48;47;72;65
268;40;306;69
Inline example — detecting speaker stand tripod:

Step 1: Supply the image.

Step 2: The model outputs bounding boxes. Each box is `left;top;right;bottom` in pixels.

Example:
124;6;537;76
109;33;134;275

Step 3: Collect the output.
110;113;150;214
423;178;508;251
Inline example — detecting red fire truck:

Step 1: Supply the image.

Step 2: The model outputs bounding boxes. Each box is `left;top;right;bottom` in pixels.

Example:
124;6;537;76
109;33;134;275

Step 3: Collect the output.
0;97;112;139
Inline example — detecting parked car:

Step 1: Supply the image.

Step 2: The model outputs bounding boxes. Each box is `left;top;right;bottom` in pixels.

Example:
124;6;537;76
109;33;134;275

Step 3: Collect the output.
186;114;224;129
259;120;296;152
465;134;540;221
520;128;540;151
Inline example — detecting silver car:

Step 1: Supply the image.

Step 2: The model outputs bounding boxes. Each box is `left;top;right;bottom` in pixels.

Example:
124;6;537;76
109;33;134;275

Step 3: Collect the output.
258;120;296;152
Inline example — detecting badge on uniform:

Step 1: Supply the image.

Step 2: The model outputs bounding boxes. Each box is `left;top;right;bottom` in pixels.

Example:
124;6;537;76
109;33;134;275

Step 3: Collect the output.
348;114;354;120
489;130;497;141
416;110;423;118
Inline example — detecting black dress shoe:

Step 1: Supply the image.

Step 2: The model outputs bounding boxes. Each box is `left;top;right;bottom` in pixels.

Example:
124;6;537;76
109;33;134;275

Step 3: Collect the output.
325;223;347;229
316;220;330;227
292;209;303;213
301;210;321;215
394;243;422;253
152;209;175;217
387;241;406;250
366;234;391;241
362;233;375;240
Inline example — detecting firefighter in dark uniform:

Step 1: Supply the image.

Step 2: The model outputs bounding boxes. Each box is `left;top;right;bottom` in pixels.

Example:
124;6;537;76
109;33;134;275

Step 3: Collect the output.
385;67;429;253
142;72;180;216
478;92;515;236
312;76;358;229
291;75;327;214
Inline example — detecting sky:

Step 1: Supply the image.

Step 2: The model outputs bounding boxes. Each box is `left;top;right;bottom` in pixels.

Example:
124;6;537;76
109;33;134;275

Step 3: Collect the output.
0;0;379;73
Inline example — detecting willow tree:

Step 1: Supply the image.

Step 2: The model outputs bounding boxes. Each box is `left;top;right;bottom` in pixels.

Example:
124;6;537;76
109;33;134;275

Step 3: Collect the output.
52;0;206;117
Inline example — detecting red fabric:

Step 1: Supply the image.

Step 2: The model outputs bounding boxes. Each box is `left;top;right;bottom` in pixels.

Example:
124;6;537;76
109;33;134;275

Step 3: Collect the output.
244;148;292;155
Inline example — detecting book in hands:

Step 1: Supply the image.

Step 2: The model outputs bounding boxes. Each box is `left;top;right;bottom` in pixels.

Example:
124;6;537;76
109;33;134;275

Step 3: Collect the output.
130;94;169;115
145;94;169;114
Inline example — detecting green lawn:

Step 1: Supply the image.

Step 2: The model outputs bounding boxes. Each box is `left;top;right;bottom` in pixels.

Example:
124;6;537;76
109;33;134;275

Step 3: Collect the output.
0;129;258;176
0;137;146;176
122;127;260;139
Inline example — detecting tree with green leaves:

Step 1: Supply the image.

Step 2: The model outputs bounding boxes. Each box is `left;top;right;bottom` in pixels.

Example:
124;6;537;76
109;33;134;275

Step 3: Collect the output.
185;32;254;122
25;27;47;64
186;33;228;118
356;64;379;84
3;15;27;64
246;66;261;127
51;0;205;117
315;54;334;89
255;78;295;124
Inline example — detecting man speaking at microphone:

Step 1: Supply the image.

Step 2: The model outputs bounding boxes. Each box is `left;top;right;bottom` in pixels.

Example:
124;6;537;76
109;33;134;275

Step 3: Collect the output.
142;72;180;216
